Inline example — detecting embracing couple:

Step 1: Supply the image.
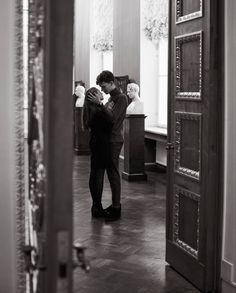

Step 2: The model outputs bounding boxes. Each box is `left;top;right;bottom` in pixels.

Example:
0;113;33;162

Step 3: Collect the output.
82;70;128;221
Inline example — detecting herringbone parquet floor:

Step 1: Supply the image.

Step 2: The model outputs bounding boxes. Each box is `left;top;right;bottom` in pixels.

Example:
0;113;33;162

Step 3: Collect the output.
73;155;200;293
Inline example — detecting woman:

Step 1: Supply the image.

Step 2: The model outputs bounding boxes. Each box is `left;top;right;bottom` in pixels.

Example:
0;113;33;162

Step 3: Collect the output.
83;87;113;217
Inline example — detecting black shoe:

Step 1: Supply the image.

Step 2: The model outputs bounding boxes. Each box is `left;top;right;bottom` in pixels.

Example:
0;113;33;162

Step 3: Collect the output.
104;205;121;221
91;206;106;218
104;205;113;213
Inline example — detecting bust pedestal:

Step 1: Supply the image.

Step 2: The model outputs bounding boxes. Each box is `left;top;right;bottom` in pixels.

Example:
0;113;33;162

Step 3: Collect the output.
122;114;147;181
74;107;89;155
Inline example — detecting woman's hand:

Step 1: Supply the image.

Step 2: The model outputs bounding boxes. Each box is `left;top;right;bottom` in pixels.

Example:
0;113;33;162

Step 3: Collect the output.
87;91;103;105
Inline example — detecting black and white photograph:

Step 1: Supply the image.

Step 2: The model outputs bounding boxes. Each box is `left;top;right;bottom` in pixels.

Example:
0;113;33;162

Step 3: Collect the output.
0;0;235;293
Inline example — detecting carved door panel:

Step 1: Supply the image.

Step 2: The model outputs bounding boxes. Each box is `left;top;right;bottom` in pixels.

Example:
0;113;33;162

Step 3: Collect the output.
26;3;47;292
166;0;222;291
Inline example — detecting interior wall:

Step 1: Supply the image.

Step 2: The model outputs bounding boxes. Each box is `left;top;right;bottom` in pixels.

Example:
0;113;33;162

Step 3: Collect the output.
74;0;91;89
221;0;236;292
0;0;17;292
113;0;140;84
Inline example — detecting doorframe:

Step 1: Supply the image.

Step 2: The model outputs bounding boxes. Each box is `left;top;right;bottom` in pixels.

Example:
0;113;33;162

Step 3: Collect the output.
216;0;225;291
44;0;74;292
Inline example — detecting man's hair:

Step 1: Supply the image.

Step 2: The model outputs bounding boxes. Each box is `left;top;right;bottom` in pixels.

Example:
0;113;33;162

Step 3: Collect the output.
96;70;115;84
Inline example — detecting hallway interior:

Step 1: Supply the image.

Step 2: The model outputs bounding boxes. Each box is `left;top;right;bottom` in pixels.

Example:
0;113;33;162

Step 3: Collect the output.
73;156;200;293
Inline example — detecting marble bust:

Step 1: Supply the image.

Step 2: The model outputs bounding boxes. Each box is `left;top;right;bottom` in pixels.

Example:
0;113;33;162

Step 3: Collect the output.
75;85;85;107
126;83;144;115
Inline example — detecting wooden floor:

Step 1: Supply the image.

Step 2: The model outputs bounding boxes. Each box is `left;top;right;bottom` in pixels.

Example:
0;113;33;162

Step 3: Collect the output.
73;155;200;293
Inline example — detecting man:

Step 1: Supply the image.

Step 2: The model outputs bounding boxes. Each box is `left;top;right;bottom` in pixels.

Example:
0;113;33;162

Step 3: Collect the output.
87;70;128;221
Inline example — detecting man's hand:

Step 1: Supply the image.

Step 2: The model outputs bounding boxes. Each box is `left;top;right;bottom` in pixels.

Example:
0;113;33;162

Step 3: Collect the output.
87;92;102;105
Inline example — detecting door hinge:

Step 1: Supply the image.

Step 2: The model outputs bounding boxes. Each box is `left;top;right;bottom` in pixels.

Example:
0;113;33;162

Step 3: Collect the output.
166;142;174;150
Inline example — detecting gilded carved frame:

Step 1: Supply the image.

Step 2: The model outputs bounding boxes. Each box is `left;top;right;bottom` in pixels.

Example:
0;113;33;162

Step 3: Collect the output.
15;0;45;292
173;185;200;259
174;112;202;181
175;31;203;101
176;0;203;24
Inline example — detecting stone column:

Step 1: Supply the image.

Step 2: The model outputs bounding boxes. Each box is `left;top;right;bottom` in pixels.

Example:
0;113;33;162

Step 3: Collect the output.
74;0;91;87
113;0;140;83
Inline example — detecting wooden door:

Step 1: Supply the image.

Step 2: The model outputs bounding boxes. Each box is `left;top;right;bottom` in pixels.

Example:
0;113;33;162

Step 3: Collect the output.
166;0;223;291
26;0;74;292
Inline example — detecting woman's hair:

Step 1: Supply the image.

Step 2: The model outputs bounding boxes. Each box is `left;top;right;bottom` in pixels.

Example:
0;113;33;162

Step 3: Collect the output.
82;87;100;130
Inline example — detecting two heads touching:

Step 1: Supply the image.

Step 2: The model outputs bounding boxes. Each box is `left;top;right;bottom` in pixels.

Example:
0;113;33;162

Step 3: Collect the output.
74;71;144;115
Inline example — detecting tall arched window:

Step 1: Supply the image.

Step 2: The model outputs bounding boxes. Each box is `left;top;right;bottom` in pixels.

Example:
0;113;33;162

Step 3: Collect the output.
141;0;168;130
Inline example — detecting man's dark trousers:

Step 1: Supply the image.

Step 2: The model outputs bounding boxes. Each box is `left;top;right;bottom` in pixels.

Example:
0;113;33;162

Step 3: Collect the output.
107;142;123;207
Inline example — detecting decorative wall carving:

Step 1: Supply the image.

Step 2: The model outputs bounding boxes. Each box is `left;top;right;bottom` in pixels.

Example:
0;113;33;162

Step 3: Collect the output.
176;0;203;24
142;0;168;43
175;31;202;100
92;0;113;52
173;186;200;259
174;112;202;180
